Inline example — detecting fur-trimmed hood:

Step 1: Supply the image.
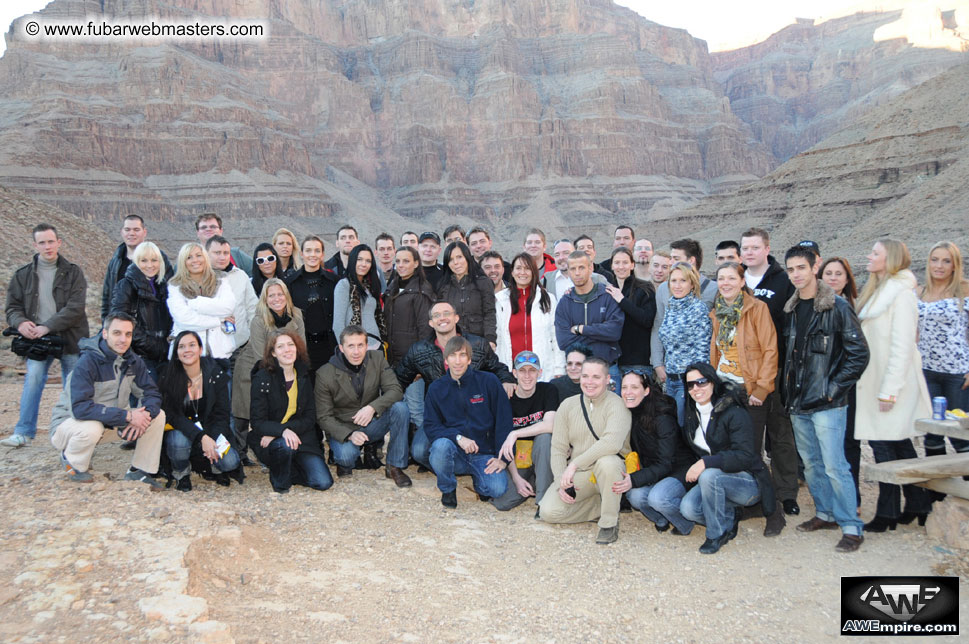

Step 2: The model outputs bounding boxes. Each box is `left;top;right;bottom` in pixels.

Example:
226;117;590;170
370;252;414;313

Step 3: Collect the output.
783;278;836;314
857;269;917;321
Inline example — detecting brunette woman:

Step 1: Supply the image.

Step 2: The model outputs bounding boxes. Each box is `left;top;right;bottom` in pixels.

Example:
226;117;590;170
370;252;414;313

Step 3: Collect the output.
657;263;713;425
678;363;777;554
604;247;656;384
495;252;564;381
248;330;331;493
916;241;969;466
251;242;282;296
332;244;387;352
819;257;862;509
286;235;338;372
384;246;435;366
438;241;497;344
159;331;243;491
855;240;933;531
232;278;305;462
167;242;237;360
110;241;173;379
613;370;694;534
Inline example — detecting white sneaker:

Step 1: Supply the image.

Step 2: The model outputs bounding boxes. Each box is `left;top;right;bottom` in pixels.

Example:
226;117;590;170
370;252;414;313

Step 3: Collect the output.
1;434;31;447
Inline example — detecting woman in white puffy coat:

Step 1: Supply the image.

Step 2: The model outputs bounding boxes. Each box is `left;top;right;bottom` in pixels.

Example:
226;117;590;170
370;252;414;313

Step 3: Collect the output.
495;253;565;381
854;239;932;532
167;243;237;360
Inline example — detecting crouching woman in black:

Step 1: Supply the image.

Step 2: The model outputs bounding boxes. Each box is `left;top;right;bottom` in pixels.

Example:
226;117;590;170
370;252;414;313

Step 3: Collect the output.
248;329;332;493
159;331;243;491
678;362;776;554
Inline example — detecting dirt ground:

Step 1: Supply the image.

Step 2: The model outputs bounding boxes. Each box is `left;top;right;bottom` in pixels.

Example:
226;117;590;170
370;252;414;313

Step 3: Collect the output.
0;379;966;643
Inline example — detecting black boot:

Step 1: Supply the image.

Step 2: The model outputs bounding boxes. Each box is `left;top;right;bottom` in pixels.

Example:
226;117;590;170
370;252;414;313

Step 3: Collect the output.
864;516;897;532
363;443;383;470
227;466;245;485
175;475;192;492
898;511;928;526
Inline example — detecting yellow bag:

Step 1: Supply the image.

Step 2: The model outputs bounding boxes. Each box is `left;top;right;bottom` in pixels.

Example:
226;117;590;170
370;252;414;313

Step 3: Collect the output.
515;440;534;469
590;452;639;484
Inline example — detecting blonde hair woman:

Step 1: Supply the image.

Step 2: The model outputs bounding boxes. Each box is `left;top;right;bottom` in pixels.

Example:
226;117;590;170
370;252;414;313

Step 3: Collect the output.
854;239;932;532
231;278;305;462
272;228;302;279
167;242;237;359
916;241;969;470
657;262;712;425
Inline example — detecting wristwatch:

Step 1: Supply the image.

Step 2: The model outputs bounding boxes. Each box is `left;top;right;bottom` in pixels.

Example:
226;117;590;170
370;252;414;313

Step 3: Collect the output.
456;434;464;443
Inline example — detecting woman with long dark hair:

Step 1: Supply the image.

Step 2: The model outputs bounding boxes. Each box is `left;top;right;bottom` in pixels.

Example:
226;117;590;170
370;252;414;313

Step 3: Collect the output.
248;329;331;493
159;330;243;491
251;242;282;296
495;252;564;380
332;244;387;352
438;241;497;344
613;370;694;534
385;246;435;365
916;241;969;471
110;241;173;380
605;247;656;384
855;239;933;532
819;256;862;510
677;362;777;554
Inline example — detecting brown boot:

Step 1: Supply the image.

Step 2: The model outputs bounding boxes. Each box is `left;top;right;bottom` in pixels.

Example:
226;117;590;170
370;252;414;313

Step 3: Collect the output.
385;466;412;488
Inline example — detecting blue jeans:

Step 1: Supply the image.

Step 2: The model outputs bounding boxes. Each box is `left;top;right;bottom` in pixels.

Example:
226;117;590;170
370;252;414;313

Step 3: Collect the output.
328;401;410;469
250;437;333;492
163;430;241;478
680;468;760;540
665;376;686;427
626;476;692;534
404;379;425;429
428;438;508;497
13;353;79;439
923;369;969;453
869;439;932;519
411;426;431;469
790;406;863;535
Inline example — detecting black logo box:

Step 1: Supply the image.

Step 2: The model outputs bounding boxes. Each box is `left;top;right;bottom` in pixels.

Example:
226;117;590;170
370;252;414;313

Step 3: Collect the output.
841;576;959;636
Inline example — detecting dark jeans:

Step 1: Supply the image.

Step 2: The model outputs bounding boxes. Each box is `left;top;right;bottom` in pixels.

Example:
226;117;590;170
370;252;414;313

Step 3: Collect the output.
250;437;333;492
163;430;241;479
923;369;969;453
749;390;799;502
843;387;861;507
869;439;932;518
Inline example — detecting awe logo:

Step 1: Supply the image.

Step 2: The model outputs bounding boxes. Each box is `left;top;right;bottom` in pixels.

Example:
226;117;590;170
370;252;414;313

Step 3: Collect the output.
859;584;940;622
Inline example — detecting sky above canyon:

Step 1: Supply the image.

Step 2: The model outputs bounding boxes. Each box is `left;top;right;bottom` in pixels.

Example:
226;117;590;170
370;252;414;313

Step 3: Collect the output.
1;0;857;56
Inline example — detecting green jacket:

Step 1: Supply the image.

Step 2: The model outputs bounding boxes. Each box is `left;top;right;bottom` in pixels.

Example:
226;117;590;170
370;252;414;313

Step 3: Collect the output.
5;254;89;354
314;350;403;442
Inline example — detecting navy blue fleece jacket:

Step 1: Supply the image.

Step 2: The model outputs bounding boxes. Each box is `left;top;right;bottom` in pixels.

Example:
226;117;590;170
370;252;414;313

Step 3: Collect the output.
423;368;512;458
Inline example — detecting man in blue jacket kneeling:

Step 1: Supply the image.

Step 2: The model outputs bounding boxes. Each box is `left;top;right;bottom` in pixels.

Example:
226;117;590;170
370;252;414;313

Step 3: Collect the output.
424;336;511;508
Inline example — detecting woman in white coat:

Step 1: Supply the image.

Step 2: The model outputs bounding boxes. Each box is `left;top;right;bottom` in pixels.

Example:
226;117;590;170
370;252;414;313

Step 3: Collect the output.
167;242;237;360
495;253;565;381
854;239;932;532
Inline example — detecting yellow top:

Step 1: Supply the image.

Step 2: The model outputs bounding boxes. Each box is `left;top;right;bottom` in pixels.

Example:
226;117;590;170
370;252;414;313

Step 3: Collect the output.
281;379;298;424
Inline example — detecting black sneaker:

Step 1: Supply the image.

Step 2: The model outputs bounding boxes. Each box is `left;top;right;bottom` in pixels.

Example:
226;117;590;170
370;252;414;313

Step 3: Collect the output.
336;465;353;478
441;491;457;508
175;475;192;492
783;499;801;516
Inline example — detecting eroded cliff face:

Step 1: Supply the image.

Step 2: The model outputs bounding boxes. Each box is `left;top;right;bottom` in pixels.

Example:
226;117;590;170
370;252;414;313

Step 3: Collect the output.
644;62;969;274
0;0;771;247
713;1;968;163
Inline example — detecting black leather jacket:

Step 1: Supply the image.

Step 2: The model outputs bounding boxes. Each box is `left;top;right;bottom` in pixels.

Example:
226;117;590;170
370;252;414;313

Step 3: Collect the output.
110;263;173;363
100;243;172;321
781;280;869;414
394;326;515;391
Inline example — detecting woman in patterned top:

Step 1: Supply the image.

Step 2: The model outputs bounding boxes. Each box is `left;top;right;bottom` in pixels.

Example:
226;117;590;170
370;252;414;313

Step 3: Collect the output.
657;262;713;425
916;241;969;474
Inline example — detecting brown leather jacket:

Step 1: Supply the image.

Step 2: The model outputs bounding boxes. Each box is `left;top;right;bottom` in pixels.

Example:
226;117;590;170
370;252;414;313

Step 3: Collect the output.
709;294;778;402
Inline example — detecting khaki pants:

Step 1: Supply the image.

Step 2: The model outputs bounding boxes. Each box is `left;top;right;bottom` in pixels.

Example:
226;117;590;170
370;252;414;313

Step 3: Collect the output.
538;455;625;528
51;410;166;474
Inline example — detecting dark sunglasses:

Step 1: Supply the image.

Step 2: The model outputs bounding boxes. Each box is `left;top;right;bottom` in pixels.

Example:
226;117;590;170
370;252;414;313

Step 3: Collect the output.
686;377;711;390
255;255;277;265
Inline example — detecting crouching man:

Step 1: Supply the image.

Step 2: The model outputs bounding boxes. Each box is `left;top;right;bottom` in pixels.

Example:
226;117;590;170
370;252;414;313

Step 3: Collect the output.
538;357;631;544
424;336;511;508
49;313;165;486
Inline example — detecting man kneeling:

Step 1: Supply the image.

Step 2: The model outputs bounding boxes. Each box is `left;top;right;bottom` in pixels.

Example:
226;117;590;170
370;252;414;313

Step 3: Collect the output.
49;313;165;486
316;325;412;487
539;358;631;544
424;336;511;508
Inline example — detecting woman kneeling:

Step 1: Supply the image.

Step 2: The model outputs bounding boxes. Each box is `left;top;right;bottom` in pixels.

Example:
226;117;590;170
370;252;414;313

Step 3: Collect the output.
678;363;776;554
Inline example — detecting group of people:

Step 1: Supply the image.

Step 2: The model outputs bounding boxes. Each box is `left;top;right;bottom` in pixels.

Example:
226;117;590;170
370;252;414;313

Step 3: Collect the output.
4;214;968;554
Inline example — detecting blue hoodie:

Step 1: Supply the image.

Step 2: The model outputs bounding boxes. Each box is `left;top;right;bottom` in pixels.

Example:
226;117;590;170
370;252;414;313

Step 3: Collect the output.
554;282;625;364
424;368;512;457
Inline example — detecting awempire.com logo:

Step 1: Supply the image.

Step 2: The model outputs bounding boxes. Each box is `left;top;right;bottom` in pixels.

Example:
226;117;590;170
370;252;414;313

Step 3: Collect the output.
841;577;959;636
